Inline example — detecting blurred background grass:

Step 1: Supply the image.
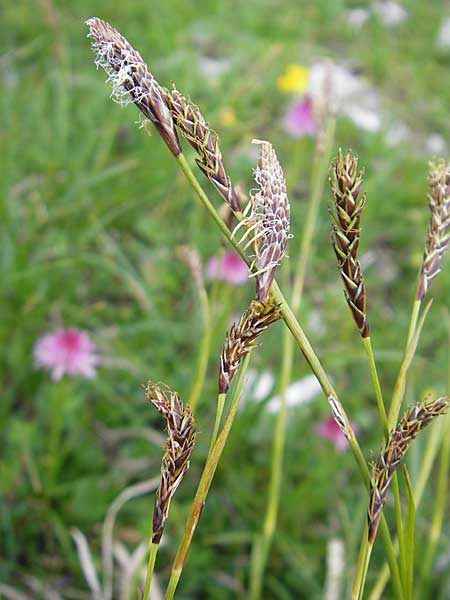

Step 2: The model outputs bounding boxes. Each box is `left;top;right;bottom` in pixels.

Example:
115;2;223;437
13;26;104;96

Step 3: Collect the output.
1;0;450;598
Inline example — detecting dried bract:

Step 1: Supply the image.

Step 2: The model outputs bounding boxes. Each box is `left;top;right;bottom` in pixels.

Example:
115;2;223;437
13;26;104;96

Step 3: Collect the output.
329;149;369;337
163;86;240;211
219;300;281;394
416;159;450;300
238;140;290;302
368;395;450;543
86;17;181;156
144;382;196;543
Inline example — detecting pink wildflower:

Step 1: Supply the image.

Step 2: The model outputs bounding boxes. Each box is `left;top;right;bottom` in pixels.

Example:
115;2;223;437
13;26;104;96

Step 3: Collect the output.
282;95;317;137
206;251;248;285
315;415;358;452
34;328;98;381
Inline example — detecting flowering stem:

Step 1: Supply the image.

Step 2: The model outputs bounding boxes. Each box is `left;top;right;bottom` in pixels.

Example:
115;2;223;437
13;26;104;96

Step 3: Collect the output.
164;354;251;600
187;284;211;414
173;148;400;591
142;541;159;600
207;393;226;457
387;299;424;429
45;378;68;497
249;115;336;599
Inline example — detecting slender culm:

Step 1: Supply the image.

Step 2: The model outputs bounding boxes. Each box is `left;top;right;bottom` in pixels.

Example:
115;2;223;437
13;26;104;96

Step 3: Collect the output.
367;395;450;543
144;382;196;543
416;159;450;300
163;86;240;211
86;17;181;156
219;301;281;393
329;149;369;338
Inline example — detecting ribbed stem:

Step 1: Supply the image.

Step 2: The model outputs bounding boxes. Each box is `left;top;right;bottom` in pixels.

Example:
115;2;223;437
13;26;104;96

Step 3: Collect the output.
187;285;211;414
173;149;400;592
164;354;251;600
250;116;335;599
142;541;159;600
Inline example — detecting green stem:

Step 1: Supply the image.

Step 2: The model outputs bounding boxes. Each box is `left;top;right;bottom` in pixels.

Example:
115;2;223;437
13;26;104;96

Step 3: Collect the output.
250;116;336;600
363;337;388;438
187;285;211;414
207;393;226;457
387;299;422;428
45;379;67;497
352;529;373;600
142;541;159;600
174;149;400;591
164;354;251;600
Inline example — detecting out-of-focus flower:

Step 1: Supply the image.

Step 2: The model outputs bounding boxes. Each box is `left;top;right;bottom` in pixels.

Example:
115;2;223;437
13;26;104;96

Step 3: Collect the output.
308;61;382;132
348;7;371;28
266;374;322;413
219;107;237;127
315;415;358;452
277;64;309;93
374;1;408;27
425;134;448;155
198;56;231;80
206;251;248;284
437;16;450;49
34;328;98;380
283;95;317;137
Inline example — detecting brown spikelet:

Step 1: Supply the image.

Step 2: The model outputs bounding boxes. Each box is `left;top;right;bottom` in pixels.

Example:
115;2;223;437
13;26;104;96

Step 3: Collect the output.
416;159;450;300
86;17;181;157
236;140;290;303
219;301;281;394
367;395;450;543
163;86;240;211
329;149;369;337
144;382;196;543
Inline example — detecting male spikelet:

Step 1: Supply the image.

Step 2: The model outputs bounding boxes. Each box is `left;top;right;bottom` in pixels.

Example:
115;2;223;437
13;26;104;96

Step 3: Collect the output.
329;149;369;337
144;382;196;543
416;159;450;300
367;395;450;543
219;300;281;393
237;140;291;303
163;86;240;211
86;17;181;156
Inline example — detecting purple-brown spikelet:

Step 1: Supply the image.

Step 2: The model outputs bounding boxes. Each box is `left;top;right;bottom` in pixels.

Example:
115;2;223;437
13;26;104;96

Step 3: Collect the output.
162;86;240;211
219;300;281;393
86;17;181;157
238;140;290;303
144;382;196;543
329;149;369;338
367;395;450;543
416;159;450;300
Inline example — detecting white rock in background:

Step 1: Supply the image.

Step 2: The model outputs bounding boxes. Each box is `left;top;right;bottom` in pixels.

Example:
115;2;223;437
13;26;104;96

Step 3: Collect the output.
437;15;450;49
266;374;322;413
374;1;408;27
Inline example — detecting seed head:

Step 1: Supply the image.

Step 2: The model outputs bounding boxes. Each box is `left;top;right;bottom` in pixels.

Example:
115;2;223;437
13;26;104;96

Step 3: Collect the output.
219;300;281;394
237;140;291;302
144;382;196;543
85;17;181;156
416;159;450;300
162;86;240;211
367;395;450;543
329;149;369;337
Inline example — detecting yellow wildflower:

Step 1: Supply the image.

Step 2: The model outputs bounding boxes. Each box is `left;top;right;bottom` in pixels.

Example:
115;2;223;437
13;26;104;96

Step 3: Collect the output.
276;64;309;93
218;107;236;127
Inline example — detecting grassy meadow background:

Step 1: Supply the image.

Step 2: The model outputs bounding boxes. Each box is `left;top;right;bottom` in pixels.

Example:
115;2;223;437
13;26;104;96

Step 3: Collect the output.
2;0;450;598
